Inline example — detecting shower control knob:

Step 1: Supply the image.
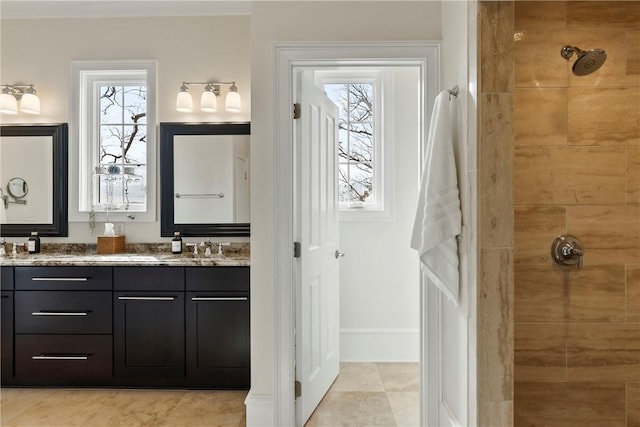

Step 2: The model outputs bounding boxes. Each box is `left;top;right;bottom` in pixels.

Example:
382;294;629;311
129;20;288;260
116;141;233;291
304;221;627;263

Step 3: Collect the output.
551;235;584;269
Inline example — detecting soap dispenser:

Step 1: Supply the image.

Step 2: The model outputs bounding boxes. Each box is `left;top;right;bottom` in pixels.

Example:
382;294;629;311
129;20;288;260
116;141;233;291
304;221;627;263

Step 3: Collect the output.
28;231;40;254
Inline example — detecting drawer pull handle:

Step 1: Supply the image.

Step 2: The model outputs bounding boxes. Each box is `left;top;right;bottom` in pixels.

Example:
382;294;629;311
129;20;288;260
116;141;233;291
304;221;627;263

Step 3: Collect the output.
191;297;248;301
118;296;176;301
31;311;89;316
32;277;89;282
32;355;89;360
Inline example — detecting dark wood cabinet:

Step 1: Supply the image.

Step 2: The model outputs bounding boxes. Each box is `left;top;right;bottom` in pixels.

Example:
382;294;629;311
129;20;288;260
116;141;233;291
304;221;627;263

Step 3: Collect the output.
185;267;250;388
113;267;185;385
11;266;113;386
1;290;14;385
3;264;249;389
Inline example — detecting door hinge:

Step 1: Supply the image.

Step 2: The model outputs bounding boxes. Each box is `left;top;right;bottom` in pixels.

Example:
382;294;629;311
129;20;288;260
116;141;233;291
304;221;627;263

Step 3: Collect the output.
295;380;302;399
293;242;301;258
293;103;301;119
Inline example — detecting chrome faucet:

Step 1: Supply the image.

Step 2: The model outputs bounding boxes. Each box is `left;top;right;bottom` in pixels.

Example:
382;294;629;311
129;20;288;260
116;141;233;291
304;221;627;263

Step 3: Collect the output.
199;238;214;257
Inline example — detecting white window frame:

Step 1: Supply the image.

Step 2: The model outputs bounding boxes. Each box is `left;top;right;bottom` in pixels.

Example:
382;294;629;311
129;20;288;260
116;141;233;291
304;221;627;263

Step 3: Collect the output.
70;60;157;222
315;68;393;220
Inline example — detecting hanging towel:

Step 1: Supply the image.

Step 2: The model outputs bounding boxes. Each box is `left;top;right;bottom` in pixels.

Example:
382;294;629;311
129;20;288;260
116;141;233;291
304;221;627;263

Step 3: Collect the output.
410;90;462;305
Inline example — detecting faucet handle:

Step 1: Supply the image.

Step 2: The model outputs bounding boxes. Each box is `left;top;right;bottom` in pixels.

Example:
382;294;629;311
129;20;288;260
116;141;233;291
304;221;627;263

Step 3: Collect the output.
185;242;199;256
216;242;230;255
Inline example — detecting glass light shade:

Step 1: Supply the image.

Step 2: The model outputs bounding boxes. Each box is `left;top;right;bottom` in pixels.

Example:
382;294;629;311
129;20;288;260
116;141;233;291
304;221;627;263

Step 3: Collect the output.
200;90;217;112
225;90;241;113
20;92;40;115
176;90;193;112
0;93;18;114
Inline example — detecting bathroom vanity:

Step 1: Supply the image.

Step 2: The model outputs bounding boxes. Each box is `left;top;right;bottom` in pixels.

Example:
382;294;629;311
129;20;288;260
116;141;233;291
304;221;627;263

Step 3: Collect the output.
0;252;250;390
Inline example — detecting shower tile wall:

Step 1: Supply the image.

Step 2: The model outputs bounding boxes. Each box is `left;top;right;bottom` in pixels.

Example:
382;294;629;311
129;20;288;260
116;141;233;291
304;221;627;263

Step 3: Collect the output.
513;2;640;426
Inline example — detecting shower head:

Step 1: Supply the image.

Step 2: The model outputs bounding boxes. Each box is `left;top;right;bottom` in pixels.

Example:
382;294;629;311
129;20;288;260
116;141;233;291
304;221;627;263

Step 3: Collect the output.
561;45;607;76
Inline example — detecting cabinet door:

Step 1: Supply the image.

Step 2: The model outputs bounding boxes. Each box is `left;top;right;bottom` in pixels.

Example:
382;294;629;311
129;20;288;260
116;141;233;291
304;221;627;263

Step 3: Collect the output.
114;292;184;384
186;292;249;388
1;291;14;385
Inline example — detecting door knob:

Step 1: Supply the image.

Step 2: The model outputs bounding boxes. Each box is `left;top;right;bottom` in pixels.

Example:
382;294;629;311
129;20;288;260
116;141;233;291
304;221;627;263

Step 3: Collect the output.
335;250;345;259
551;234;584;269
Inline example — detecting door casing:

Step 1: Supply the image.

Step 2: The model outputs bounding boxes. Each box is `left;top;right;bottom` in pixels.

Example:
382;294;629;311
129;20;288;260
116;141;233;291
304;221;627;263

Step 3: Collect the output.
273;42;441;426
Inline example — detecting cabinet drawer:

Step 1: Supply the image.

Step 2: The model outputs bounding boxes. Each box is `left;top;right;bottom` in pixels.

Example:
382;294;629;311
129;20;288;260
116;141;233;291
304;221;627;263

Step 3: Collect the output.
1;267;13;290
15;291;112;334
15;335;112;385
114;267;183;291
15;267;112;290
186;267;249;292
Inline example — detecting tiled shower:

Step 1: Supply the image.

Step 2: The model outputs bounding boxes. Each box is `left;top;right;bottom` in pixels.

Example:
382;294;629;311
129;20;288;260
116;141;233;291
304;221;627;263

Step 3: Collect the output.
512;1;639;425
479;1;639;425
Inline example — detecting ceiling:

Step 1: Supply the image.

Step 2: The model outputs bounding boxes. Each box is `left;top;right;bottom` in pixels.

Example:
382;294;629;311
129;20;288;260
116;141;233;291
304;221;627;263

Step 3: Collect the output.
0;1;251;19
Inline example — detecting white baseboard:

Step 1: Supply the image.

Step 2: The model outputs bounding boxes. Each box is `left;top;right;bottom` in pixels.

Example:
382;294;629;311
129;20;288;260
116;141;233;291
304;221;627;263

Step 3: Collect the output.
244;391;274;427
340;328;419;362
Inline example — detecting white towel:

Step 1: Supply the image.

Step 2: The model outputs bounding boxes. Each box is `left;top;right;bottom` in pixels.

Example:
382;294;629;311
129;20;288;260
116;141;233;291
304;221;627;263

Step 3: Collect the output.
410;90;462;305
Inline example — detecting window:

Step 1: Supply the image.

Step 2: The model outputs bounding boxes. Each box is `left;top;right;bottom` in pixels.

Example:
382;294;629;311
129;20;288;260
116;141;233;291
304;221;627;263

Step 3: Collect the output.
71;61;157;221
317;70;391;219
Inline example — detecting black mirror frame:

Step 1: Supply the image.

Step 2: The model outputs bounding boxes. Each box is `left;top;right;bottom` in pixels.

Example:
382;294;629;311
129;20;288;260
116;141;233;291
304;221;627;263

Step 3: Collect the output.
0;124;68;237
160;122;250;237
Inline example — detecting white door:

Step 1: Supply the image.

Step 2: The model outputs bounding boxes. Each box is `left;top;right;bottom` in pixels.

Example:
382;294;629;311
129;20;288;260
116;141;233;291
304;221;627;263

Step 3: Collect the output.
294;70;340;427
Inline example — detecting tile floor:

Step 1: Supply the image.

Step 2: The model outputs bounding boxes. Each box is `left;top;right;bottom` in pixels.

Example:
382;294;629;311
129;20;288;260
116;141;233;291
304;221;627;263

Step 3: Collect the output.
0;362;418;427
305;362;420;427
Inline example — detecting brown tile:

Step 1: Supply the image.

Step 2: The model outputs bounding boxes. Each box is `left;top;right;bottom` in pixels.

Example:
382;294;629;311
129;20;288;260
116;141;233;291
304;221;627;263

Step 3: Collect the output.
331;363;384;392
480;1;515;93
514;205;566;264
159;391;246;427
627;265;640;322
4;389;114;427
515;265;567;322
628;147;640;206
386;392;419;427
628;29;640;87
629;382;640;427
305;390;396;427
514;88;567;146
567;28;627;88
567;206;640;265
568;265;626;321
479;248;514;402
515;1;566;30
567;1;640;28
377;362;419;392
515;322;566;381
515;31;570;89
480;93;513;248
514;382;626;427
479;400;513;427
81;389;185;427
514;147;626;205
0;388;56;425
568;322;640;381
568;87;640;146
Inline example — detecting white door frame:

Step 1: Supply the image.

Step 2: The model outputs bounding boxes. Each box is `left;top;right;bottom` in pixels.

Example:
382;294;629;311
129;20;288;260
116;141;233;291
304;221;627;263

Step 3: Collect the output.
273;41;440;426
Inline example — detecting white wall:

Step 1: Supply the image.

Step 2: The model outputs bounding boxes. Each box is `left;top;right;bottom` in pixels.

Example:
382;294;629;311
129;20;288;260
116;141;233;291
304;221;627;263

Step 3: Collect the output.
0;15;250;242
339;67;420;362
249;0;442;415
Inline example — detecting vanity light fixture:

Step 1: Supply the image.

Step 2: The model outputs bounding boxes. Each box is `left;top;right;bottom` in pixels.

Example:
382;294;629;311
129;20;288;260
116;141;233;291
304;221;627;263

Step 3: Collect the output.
175;81;241;113
0;84;40;115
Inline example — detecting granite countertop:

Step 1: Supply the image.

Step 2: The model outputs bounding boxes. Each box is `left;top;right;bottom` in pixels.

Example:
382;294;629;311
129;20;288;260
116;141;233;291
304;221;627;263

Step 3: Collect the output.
0;243;250;267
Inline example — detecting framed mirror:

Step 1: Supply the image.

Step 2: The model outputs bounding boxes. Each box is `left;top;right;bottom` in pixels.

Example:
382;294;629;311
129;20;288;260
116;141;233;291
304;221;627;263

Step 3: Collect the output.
0;124;68;237
160;122;250;237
